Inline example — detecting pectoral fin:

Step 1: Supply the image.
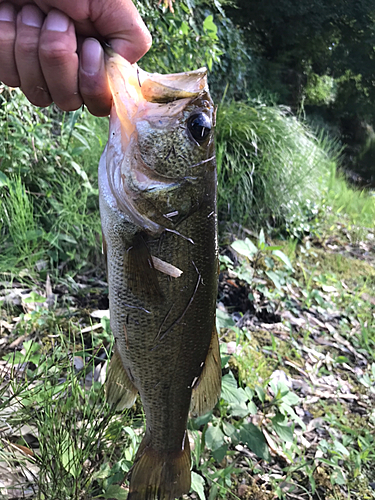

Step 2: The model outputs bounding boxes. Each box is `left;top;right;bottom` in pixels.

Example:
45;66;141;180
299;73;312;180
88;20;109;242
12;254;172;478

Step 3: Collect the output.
106;345;138;410
126;232;163;302
190;323;222;417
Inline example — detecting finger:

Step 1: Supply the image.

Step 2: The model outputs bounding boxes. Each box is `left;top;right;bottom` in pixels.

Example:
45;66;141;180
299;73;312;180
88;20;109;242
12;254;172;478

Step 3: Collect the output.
39;9;83;111
0;2;20;87
90;0;152;63
33;0;152;62
15;5;52;107
79;38;111;116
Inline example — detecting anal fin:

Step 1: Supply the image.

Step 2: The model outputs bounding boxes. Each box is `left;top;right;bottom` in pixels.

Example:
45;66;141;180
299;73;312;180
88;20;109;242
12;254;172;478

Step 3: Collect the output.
190;323;222;417
105;345;138;410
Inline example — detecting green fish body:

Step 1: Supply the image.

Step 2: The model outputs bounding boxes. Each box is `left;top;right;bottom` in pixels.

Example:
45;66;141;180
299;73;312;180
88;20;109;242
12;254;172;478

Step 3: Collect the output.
99;52;221;500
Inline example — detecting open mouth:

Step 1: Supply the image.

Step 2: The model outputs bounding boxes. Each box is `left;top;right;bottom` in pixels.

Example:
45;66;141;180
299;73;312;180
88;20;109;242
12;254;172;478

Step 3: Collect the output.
104;48;208;106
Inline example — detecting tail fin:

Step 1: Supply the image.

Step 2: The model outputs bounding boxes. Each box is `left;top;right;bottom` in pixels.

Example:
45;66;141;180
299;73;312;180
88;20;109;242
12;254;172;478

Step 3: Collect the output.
128;432;191;500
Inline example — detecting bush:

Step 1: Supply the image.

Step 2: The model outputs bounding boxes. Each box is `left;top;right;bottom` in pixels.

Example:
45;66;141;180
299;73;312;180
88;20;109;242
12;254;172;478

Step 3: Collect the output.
216;99;341;232
135;0;224;74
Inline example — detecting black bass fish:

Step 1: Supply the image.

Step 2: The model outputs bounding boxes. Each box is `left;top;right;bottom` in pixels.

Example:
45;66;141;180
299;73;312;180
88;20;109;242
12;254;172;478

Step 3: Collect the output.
99;50;221;500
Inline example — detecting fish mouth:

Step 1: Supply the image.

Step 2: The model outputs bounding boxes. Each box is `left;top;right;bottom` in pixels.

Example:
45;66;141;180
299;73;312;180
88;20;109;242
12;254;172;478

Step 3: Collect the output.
104;45;208;106
104;46;210;143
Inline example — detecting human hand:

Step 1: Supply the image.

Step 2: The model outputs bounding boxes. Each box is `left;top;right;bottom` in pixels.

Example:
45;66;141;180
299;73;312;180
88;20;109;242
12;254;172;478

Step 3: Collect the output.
0;0;152;116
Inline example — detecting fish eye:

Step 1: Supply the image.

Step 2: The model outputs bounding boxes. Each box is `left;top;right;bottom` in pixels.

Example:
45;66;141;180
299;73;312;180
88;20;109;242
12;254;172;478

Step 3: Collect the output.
187;113;212;144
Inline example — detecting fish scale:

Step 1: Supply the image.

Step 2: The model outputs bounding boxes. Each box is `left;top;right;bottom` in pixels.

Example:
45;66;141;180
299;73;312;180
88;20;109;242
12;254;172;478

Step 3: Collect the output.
99;50;221;500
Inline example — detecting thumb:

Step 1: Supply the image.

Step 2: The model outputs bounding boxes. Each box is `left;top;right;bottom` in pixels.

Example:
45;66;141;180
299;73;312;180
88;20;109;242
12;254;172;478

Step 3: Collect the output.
91;0;152;63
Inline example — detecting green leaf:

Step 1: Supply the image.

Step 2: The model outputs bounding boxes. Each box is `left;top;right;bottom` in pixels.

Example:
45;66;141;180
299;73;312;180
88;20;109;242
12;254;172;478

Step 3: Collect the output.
229;402;249;418
245;386;254;400
29;354;42;366
333;440;350;457
205;424;225;451
24;229;43;241
23;340;41;354
71;131;90;149
101;316;111;334
222;421;237;438
203;15;218;38
255;385;265;403
258;229;265;247
191;471;205;500
180;21;189;36
265;270;282;290
216;308;235;331
213;444;228;463
236;267;254;284
92;463;112;481
220;354;231;368
70;160;89;182
247;401;258;415
331;468;346;486
105;459;130;485
231;238;258;259
208;483;219;500
23;292;46;304
191;412;212;430
219;254;233;268
61;431;80;478
57;233;78;245
221;372;248;405
272;414;294;443
240;423;270;461
102;485;128;499
0;171;9;187
213;0;225;16
279;402;306;430
310;474;316;494
335;356;350;364
265;245;282;251
269;380;288;399
281;390;300;406
3;352;24;364
272;250;294;271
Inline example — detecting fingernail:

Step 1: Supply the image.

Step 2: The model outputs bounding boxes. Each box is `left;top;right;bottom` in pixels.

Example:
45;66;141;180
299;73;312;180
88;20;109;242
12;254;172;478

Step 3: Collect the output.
45;10;69;32
81;38;102;75
0;4;15;22
22;5;44;28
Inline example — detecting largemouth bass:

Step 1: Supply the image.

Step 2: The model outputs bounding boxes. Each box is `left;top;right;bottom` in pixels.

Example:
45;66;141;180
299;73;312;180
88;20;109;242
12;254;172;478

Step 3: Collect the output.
99;50;221;500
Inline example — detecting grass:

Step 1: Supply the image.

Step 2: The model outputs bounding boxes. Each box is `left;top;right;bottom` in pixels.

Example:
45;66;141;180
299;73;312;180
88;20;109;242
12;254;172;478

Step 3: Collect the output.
216;99;342;231
325;161;375;229
0;85;108;277
0;176;41;269
0;336;136;499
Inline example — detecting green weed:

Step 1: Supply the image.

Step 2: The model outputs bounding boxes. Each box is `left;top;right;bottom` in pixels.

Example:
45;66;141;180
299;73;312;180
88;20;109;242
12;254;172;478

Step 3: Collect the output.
0;335;135;500
0;86;106;277
324;161;375;230
0;175;41;269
